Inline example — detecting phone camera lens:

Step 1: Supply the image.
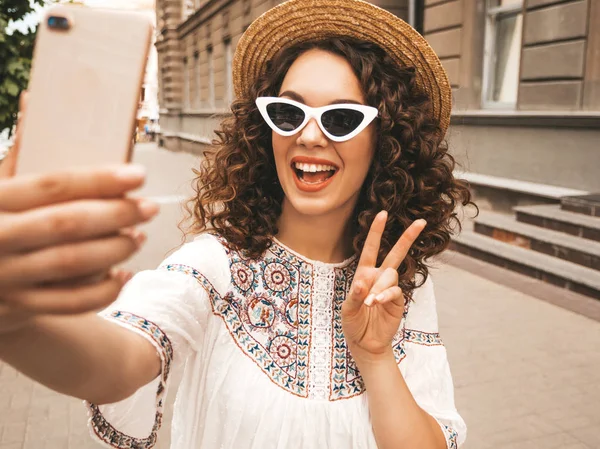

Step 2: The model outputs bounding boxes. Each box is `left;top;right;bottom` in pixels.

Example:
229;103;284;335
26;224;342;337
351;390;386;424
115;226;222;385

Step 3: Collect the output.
47;16;70;30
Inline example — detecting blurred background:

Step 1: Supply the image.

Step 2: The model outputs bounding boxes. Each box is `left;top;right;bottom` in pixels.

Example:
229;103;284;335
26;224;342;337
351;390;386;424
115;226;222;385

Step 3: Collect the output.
0;0;599;448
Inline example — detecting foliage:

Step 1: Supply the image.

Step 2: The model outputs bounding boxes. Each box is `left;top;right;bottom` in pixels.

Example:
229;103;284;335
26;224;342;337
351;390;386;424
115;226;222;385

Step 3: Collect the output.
0;0;46;136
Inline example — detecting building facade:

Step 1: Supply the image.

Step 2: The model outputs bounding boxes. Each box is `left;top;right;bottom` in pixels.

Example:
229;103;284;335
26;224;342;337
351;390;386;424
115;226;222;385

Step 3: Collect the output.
155;0;600;193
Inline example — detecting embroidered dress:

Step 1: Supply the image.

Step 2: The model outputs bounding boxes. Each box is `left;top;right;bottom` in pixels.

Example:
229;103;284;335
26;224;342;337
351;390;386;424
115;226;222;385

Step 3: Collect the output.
85;233;466;449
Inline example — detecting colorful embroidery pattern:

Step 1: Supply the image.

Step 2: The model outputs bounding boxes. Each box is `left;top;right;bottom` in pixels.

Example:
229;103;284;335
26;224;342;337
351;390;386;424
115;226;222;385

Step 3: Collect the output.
88;312;173;448
164;237;446;404
330;263;364;400
404;329;443;346
164;255;313;398
443;424;459;449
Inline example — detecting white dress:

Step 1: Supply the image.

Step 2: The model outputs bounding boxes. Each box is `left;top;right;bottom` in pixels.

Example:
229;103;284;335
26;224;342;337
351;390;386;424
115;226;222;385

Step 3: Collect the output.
85;233;467;449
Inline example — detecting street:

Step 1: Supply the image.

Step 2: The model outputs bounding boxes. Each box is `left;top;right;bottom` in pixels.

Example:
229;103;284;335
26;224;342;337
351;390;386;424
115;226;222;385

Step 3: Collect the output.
1;143;599;449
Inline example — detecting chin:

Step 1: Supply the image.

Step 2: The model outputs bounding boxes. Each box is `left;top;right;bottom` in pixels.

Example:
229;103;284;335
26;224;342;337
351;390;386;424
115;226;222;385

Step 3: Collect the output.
286;195;341;217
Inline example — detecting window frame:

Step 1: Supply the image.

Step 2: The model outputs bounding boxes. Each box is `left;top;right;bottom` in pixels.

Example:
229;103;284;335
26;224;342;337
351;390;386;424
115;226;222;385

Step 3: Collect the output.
481;0;524;110
183;56;190;109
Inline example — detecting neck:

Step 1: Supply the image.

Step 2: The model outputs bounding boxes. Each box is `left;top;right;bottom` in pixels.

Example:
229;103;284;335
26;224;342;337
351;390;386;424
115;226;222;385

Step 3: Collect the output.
275;200;356;263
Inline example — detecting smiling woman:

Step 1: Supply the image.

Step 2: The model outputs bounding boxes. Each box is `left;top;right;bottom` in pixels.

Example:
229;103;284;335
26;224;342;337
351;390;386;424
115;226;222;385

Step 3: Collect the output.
189;37;473;297
0;1;476;449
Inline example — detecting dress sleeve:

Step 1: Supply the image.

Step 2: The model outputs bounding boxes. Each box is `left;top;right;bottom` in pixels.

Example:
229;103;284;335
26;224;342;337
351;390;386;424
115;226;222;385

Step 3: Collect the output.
84;252;213;448
399;276;467;449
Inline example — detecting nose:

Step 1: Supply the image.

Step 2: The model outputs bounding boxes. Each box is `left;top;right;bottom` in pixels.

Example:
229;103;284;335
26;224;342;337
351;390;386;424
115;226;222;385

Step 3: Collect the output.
296;118;328;149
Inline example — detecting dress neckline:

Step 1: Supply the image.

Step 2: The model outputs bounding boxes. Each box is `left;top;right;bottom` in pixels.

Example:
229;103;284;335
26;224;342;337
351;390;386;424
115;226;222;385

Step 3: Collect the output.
271;237;358;269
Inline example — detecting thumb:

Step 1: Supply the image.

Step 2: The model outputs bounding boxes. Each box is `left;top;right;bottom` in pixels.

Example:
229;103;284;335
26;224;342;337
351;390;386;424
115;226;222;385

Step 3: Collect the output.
0;91;28;179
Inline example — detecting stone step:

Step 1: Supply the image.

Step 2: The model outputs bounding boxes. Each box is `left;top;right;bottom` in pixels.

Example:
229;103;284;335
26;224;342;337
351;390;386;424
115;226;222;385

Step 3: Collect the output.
451;231;600;300
474;211;600;271
514;204;600;242
561;194;600;217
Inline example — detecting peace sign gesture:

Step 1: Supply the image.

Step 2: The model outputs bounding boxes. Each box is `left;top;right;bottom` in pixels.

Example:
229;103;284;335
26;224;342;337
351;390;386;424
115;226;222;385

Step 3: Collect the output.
341;211;426;360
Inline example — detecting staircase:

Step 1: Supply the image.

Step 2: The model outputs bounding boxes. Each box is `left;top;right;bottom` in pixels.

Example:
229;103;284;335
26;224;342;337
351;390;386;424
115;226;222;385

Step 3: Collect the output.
451;194;600;300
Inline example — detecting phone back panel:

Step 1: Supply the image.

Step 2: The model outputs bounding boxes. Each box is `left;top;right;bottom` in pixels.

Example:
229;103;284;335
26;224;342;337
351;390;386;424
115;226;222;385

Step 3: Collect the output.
17;5;153;175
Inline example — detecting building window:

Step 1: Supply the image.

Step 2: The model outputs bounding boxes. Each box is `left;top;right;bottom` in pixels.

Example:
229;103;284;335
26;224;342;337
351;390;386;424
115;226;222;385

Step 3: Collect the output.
183;57;190;109
194;52;201;108
224;39;233;104
208;46;215;108
482;0;523;108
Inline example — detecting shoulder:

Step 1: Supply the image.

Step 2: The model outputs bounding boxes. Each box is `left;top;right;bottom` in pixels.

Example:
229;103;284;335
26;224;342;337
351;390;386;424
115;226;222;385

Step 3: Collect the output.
158;233;231;295
404;274;439;332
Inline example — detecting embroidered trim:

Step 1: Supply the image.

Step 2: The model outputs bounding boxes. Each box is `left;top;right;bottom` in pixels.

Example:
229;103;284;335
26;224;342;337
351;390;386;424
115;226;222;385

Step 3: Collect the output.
88;312;173;449
442;424;458;449
164;262;313;398
404;329;443;346
329;263;365;401
163;237;434;404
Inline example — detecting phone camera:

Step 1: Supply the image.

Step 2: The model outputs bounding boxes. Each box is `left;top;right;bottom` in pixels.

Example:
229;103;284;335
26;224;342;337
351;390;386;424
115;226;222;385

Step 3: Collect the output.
47;16;70;31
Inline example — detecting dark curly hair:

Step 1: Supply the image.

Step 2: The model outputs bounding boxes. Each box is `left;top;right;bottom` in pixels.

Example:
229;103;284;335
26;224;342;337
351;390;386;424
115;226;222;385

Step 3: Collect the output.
185;36;476;298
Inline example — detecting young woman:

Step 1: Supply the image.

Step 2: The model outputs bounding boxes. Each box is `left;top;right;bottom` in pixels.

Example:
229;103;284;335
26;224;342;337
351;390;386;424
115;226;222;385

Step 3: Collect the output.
0;1;474;448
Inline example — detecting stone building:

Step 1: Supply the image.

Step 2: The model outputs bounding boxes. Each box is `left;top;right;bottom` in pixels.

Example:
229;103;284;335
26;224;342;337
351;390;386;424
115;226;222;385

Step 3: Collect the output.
155;0;600;298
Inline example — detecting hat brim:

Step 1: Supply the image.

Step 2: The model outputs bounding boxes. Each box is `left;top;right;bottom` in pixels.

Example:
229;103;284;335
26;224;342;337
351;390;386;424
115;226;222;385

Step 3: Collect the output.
233;0;452;136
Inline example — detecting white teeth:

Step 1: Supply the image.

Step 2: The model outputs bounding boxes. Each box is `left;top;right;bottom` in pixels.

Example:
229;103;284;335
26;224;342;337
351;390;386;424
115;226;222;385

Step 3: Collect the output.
294;162;336;172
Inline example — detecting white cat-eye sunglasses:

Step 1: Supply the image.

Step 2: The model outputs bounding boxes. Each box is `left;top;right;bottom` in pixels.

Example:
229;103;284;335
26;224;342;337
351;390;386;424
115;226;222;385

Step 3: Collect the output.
255;97;379;143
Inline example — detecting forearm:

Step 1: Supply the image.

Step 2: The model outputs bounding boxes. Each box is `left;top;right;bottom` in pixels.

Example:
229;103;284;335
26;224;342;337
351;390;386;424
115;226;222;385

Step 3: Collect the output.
355;348;446;449
0;313;160;404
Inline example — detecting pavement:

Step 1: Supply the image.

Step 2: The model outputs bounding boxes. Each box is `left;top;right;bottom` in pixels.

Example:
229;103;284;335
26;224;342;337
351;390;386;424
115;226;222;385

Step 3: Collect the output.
1;143;599;449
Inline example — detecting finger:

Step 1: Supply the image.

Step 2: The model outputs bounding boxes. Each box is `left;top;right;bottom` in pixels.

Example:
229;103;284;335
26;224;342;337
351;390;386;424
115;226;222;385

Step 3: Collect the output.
357;210;388;268
1;269;129;315
373;286;405;308
364;267;398;306
380;219;427;270
0;91;27;179
0;198;157;253
0;164;147;212
0;234;142;287
344;277;370;312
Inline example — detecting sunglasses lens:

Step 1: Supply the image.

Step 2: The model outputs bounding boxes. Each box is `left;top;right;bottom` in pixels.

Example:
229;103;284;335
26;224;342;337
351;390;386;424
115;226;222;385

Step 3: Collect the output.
266;102;305;132
321;109;365;137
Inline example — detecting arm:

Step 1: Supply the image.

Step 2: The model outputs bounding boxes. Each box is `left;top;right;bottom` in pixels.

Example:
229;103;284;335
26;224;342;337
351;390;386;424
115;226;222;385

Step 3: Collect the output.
355;350;447;449
0;313;160;404
342;213;464;449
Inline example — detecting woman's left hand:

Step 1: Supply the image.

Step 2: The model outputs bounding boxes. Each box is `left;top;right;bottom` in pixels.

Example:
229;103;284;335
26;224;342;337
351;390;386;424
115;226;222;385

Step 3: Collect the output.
341;211;426;360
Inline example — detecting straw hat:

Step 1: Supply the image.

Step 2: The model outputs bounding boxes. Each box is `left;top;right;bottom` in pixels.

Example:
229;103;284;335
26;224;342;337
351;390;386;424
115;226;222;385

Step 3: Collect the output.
233;0;452;135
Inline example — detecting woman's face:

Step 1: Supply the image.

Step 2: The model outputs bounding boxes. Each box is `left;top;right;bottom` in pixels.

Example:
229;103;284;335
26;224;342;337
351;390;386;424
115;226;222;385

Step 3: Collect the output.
272;48;376;218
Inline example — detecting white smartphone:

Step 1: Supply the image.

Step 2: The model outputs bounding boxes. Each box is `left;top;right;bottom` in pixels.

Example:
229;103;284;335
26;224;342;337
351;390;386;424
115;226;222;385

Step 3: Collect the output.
17;4;153;175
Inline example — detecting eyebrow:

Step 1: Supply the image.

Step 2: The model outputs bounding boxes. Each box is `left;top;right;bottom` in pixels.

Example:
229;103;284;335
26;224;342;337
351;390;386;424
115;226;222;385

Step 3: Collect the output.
279;90;363;105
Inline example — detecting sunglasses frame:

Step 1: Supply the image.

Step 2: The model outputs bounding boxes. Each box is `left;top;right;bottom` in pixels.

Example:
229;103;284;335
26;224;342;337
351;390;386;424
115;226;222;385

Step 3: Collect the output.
255;96;379;142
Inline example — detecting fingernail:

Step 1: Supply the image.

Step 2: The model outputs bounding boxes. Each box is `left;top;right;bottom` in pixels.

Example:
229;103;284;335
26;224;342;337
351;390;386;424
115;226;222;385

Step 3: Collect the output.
114;164;146;182
131;230;147;247
137;199;160;219
114;269;132;284
120;270;133;283
416;219;427;227
364;294;375;307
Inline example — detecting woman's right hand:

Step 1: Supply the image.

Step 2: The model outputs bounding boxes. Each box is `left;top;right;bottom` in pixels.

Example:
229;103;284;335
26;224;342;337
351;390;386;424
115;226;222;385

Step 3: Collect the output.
0;93;159;335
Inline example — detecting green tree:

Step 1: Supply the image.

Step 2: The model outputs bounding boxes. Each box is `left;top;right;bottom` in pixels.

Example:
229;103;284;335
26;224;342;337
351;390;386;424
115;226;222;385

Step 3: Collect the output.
0;0;47;136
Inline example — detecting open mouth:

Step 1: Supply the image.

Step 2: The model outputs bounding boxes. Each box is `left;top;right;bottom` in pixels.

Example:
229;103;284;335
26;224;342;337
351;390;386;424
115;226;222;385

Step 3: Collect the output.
292;161;338;185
